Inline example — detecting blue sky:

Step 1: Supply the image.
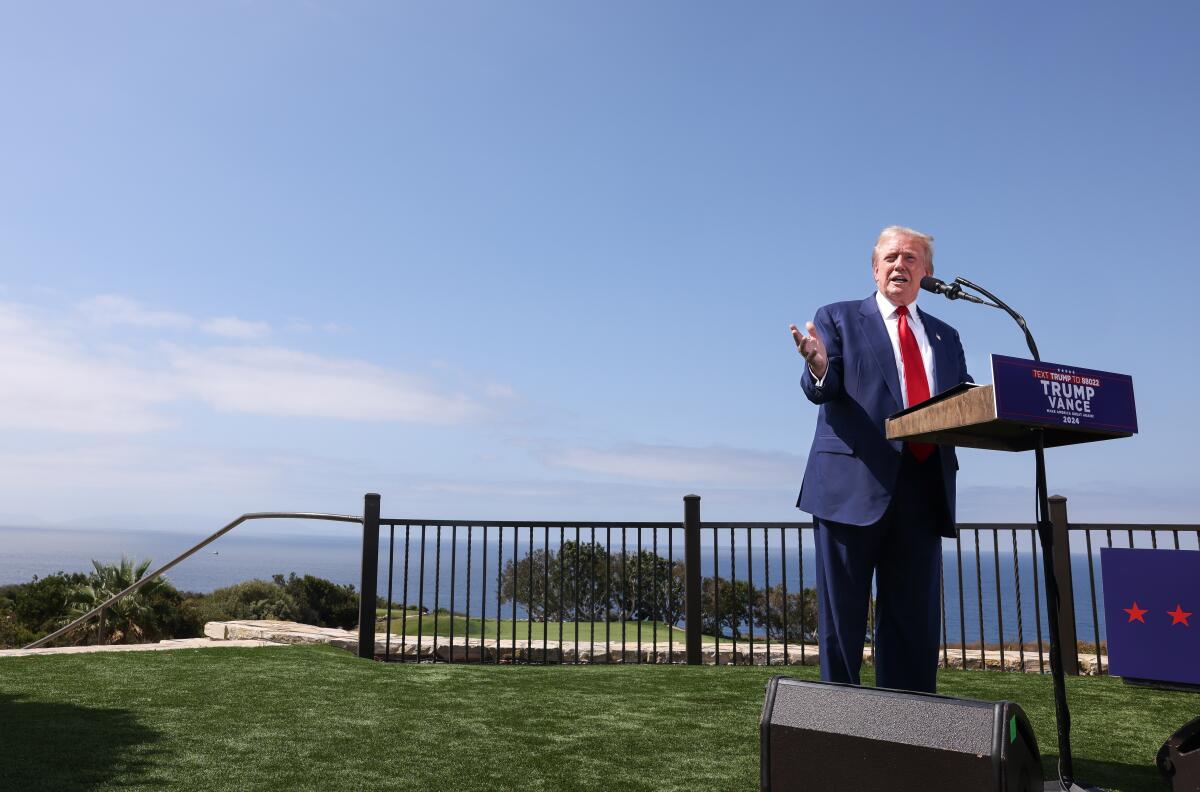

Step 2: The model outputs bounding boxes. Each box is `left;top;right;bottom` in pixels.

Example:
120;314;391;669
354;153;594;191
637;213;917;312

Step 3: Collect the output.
1;2;1197;534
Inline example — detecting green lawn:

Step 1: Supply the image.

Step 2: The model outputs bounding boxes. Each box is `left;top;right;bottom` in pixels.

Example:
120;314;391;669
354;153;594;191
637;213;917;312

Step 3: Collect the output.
375;607;725;644
1;644;1192;791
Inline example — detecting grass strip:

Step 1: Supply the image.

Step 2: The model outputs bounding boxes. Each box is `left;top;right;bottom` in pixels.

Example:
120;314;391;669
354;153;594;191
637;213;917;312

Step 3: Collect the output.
1;644;1191;791
374;609;728;644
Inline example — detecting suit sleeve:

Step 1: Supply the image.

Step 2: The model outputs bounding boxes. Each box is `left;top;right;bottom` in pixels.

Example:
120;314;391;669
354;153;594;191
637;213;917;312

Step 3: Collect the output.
800;304;843;404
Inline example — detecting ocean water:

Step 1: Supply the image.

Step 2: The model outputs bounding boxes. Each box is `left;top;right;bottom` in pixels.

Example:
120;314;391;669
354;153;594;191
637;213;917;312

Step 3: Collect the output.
5;524;1191;645
0;525;364;594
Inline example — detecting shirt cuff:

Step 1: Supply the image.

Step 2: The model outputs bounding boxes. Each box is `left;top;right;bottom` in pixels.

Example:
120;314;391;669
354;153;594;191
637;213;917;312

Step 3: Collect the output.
809;367;825;387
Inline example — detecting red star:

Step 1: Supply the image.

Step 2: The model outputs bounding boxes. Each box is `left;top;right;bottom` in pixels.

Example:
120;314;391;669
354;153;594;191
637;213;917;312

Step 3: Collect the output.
1167;605;1192;626
1124;602;1148;623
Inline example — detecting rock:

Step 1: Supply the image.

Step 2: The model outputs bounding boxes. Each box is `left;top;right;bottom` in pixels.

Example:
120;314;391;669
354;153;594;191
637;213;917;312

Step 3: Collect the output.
436;643;490;662
515;646;562;664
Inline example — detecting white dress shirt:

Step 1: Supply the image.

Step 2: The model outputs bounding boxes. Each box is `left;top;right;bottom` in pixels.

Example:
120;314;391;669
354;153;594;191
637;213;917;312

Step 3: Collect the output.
874;290;936;407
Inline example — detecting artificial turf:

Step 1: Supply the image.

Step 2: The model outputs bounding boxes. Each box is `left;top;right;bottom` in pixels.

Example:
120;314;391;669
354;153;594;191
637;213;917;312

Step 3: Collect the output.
376;608;721;644
0;644;1192;791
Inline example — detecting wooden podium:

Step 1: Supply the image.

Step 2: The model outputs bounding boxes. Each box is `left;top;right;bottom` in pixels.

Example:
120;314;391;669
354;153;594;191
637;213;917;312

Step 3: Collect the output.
885;383;1134;452
883;355;1136;792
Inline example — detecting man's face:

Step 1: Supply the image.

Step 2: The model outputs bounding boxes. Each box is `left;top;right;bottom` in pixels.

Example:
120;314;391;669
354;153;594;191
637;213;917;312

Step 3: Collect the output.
872;232;931;306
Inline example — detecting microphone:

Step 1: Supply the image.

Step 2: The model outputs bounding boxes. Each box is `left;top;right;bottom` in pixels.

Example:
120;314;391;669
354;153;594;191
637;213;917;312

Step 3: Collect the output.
920;276;987;304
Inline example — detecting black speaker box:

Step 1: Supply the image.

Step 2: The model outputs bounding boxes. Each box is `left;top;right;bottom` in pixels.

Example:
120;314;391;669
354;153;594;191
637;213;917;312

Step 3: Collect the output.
761;677;1043;791
1157;715;1200;791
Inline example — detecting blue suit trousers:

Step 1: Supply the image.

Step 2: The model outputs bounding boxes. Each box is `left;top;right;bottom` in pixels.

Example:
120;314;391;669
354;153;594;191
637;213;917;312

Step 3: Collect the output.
813;451;945;693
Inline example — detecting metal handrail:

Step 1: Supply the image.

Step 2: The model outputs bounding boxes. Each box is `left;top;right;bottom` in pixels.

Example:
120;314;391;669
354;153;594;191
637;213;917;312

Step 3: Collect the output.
23;511;362;650
379;519;682;529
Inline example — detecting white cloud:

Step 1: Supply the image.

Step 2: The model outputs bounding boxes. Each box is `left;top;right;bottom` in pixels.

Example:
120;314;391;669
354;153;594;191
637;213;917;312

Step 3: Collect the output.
0;303;177;433
283;320;351;335
80;295;272;341
0;443;319;528
541;443;804;488
77;295;193;329
483;383;518;400
387;471;808;522
957;481;1200;525
0;444;273;497
0;298;505;433
201;316;271;340
168;345;483;424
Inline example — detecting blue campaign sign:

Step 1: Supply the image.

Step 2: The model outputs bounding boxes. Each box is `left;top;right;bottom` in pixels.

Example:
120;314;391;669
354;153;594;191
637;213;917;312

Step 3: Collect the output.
991;354;1138;434
1101;548;1200;686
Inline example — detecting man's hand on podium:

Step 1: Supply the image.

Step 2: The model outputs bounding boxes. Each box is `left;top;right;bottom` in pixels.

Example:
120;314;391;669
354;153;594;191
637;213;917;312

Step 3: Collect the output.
791;321;828;380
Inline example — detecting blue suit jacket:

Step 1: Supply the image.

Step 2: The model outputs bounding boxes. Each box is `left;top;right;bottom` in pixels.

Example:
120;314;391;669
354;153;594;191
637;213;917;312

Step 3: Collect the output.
796;295;971;538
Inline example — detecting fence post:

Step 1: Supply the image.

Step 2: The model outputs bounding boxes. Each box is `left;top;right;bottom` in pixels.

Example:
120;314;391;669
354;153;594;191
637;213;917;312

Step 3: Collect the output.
684;494;702;665
358;493;381;660
1048;495;1079;676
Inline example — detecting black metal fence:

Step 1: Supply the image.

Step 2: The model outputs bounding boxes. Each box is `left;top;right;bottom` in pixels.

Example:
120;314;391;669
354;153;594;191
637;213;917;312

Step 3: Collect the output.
372;519;684;664
354;493;1199;674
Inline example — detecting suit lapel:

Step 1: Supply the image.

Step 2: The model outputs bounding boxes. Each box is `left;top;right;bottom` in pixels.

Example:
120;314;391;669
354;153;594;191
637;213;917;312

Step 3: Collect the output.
919;308;955;394
858;295;903;410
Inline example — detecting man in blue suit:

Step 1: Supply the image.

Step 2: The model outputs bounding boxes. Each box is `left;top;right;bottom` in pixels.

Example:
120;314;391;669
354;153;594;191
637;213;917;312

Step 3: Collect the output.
789;226;970;694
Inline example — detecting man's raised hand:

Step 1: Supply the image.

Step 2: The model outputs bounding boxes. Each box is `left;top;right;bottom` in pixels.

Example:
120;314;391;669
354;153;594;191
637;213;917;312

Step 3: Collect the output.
790;321;828;379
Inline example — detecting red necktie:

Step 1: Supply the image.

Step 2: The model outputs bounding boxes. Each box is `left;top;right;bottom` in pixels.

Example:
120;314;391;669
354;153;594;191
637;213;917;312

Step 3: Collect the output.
896;305;934;462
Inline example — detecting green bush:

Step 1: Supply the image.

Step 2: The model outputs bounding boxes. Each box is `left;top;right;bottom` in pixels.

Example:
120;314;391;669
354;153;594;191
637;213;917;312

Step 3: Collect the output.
0;603;36;648
0;572;92;647
147;585;205;640
190;575;359;629
273;573;359;629
64;557;185;645
193;579;301;624
0;566;204;648
1;569;361;646
2;573;88;636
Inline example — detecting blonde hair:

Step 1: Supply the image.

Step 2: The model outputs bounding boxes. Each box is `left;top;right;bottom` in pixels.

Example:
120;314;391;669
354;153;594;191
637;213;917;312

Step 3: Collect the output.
873;226;934;274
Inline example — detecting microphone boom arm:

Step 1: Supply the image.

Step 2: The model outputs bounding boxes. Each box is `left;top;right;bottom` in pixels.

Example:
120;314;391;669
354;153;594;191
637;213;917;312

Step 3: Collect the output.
952;276;1040;361
943;274;1092;789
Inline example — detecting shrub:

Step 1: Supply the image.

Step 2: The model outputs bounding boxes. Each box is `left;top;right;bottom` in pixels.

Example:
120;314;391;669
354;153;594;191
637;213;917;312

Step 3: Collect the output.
148;586;205;640
0;603;36;649
4;569;362;644
64;557;187;645
191;575;358;629
193;579;300;624
4;572;88;636
273;573;359;629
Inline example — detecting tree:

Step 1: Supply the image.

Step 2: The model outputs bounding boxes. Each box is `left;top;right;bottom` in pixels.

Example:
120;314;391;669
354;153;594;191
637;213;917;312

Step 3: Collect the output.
755;583;818;642
699;577;757;640
499;541;610;621
609;550;681;624
558;539;612;620
656;560;686;626
65;557;170;644
499;547;552;620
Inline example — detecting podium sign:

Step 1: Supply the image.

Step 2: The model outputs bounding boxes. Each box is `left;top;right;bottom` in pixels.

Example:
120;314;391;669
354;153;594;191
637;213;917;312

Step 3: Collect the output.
883;348;1139;789
1101;548;1200;688
886;356;1136;452
992;354;1138;435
